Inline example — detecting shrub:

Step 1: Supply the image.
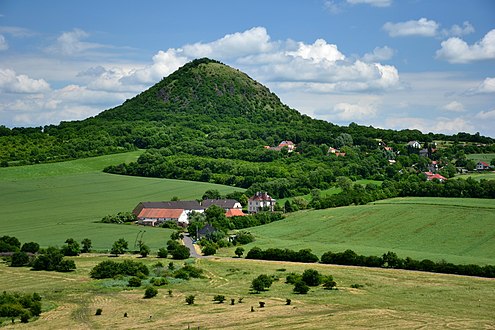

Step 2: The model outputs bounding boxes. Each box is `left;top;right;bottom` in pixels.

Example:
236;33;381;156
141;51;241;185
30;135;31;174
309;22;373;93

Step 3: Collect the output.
151;277;168;286
293;280;310;294
235;247;244;258
157;247;168;258
95;308;102;315
301;269;322;286
350;283;363;289
234;231;255;245
170;245;190;260
202;244;216;256
185;295;195;305
10;251;30;267
251;274;273;293
213;295;226;303
21;242;39;254
285;273;302;284
128;276;142;287
322;275;337;290
144;286;158;299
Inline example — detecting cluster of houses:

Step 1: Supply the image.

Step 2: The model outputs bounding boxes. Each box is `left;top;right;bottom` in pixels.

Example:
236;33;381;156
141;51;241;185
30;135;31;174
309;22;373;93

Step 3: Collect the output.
264;140;296;152
133;192;276;227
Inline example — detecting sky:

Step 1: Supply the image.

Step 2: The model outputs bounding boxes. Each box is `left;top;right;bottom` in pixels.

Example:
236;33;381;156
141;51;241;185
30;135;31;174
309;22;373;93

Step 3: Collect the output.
0;0;494;137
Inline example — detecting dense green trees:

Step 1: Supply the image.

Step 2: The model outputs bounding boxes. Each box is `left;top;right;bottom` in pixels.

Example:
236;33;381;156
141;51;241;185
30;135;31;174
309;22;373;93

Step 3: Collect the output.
0;292;42;323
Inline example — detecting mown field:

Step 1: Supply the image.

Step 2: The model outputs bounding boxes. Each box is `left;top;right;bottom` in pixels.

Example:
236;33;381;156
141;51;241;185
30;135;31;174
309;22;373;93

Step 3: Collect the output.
0;152;242;251
1;255;494;329
467;153;495;162
228;197;495;266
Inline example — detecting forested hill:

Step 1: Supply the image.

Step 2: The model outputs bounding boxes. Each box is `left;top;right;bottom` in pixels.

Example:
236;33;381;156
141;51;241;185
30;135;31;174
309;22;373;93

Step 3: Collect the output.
0;58;493;166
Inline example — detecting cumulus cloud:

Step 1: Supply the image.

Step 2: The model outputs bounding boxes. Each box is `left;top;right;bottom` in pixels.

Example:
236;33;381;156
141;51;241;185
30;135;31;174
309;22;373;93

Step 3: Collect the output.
346;0;392;7
474;77;495;93
0;34;8;51
383;18;439;37
441;21;475;38
475;109;495;120
385;116;474;134
436;29;495;63
362;46;394;62
0;68;50;93
442;101;465;112
331;102;377;120
286;39;345;63
46;28;104;55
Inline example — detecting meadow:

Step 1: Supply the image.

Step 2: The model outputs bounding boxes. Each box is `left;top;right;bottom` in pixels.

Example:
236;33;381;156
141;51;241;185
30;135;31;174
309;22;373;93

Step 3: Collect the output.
1;255;494;329
466;153;495;163
0;152;242;251
229;197;495;266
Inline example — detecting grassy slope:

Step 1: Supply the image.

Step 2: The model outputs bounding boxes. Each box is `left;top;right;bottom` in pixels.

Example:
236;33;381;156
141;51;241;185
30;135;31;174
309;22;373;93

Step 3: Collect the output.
1;256;494;329
232;197;495;265
467;153;495;162
0;152;242;251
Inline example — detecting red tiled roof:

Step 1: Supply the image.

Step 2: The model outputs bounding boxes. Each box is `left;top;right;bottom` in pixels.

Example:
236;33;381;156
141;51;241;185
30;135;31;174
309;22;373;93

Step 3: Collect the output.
138;208;184;219
479;161;490;166
424;172;447;181
225;209;246;217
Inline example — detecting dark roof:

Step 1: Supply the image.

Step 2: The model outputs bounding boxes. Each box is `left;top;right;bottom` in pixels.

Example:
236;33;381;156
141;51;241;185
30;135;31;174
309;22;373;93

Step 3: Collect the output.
132;201;203;215
202;199;240;209
248;192;275;202
197;224;218;237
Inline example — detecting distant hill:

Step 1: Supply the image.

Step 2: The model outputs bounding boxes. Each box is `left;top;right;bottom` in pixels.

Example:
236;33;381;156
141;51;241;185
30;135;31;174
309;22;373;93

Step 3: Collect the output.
0;58;493;167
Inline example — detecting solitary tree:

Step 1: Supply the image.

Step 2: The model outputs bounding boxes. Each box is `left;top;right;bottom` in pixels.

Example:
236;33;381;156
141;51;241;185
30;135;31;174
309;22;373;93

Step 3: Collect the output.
235;247;245;258
62;238;80;256
251;274;273;293
81;238;92;253
111;238;128;256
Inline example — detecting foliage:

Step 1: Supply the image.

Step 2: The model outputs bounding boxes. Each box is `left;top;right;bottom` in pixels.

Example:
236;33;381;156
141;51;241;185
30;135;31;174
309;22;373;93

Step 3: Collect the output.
81;238;92;253
293;280;310;294
251;274;273;293
213;295;226;303
138;242;150;257
144;286;158;298
101;212;137;224
111;238;128;256
0;291;42;323
128;276;142;287
61;238;80;256
185;295;195;305
233;231;255;245
0;235;21;252
157;247;168;258
20;242;39;254
31;246;76;272
246;247;319;263
301;269;322;286
90;260;149;279
151;277;168;286
10;251;30;267
322;276;337;290
235;247;245;258
95;308;102;315
169;244;190;260
202;244;217;256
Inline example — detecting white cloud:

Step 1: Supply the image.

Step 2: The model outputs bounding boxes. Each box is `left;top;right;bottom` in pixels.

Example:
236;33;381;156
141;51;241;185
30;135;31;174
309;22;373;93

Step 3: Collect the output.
442;101;465;112
331;102;377;120
286;39;345;63
384;116;475;134
0;68;50;93
436;29;495;63
46;28;104;56
0;34;8;51
346;0;392;7
182;27;272;60
474;77;495;93
383;18;439;37
441;21;475;38
362;46;395;62
475;109;495;120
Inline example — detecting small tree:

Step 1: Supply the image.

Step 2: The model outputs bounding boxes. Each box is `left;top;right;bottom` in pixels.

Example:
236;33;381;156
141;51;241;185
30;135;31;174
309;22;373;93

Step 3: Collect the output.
322;275;337;290
301;269;322;286
111;238;128;256
11;251;30;267
21;242;39;254
202;244;216;256
144;286;158;299
62;238;80;256
139;242;150;257
95;308;102;315
251;274;273;293
293;280;310;294
213;295;226;303
157;247;168;258
171;245;190;260
81;238;92;253
185;295;195;305
235;247;244;258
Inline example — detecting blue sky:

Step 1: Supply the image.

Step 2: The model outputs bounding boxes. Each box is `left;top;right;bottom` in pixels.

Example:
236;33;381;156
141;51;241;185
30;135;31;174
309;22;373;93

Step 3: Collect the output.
1;0;494;136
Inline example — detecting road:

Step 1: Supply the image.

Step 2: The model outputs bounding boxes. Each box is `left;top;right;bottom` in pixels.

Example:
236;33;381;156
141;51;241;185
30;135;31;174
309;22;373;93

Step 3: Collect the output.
182;234;203;258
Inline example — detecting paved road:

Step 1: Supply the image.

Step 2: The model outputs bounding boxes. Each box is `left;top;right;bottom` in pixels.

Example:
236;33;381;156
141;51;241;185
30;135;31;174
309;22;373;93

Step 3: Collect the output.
182;234;203;258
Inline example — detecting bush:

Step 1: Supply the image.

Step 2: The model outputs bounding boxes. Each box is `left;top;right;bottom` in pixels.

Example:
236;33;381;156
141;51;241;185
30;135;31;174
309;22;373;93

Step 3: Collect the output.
10;251;30;267
293;280;310;294
301;269;322;286
151;277;168;286
235;247;244;258
233;231;255;245
144;286;158;299
322;275;337;290
128;276;142;287
213;295;226;303
90;260;149;279
251;274;273;293
285;273;302;284
21;242;39;254
95;308;102;315
170;245;190;260
185;295;195;305
202;244;216;256
157;247;168;258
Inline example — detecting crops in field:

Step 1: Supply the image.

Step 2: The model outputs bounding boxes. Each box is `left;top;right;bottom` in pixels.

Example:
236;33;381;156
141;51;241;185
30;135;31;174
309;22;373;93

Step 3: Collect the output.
235;197;495;266
0;152;242;251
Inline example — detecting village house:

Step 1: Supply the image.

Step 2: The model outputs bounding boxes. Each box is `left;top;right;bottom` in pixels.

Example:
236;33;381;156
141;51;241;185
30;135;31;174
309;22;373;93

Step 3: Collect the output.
407;141;422;149
248;192;276;213
476;161;491;171
427;161;439;173
327;147;346;157
201;199;242;210
424;172;447;182
264;140;296;152
132;201;204;227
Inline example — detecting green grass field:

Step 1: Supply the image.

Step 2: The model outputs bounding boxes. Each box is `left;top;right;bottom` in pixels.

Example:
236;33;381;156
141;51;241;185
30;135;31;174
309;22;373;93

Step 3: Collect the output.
1;255;494;329
227;197;495;265
0;152;243;251
466;153;495;162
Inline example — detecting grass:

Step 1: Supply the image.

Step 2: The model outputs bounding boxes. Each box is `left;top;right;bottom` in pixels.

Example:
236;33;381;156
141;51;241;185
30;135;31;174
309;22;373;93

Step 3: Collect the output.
466;153;495;162
0;255;494;329
226;197;495;266
0;152;243;251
